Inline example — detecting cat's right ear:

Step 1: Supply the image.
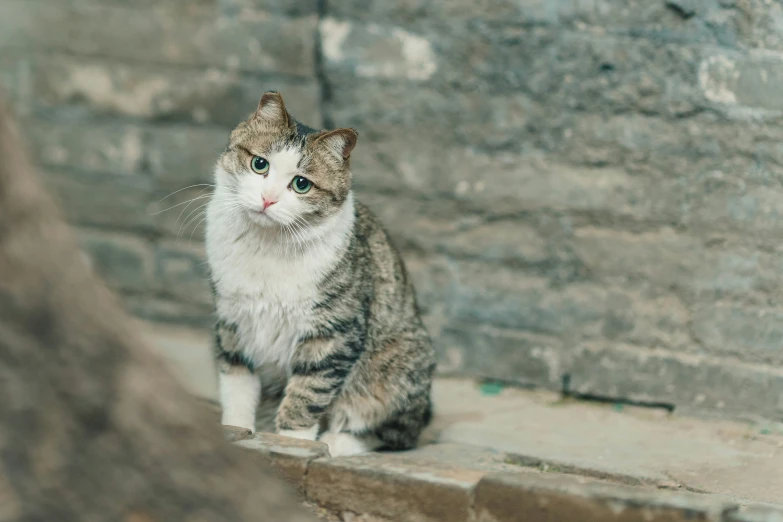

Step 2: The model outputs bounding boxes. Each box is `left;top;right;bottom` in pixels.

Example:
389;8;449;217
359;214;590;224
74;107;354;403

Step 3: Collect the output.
313;128;358;161
254;91;290;127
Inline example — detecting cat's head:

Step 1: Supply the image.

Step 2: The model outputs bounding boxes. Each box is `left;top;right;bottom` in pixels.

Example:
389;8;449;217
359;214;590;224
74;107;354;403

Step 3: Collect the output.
214;91;357;228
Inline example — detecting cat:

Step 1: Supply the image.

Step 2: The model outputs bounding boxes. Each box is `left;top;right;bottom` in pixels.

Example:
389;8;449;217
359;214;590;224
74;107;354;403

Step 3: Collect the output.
205;91;435;457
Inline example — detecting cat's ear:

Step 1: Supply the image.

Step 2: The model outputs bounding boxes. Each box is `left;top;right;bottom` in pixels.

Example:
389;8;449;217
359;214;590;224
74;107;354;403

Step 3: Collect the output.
254;91;290;127
314;128;358;160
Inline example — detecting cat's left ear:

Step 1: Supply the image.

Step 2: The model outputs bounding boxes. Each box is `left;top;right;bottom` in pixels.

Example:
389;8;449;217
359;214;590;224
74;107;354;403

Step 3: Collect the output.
314;128;358;161
254;91;290;127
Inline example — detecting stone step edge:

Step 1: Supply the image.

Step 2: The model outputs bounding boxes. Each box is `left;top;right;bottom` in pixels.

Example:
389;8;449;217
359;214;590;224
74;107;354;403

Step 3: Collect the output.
227;428;783;522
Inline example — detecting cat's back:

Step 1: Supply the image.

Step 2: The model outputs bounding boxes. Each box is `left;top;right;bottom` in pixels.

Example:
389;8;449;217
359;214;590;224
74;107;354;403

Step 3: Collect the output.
351;201;424;331
353;202;405;279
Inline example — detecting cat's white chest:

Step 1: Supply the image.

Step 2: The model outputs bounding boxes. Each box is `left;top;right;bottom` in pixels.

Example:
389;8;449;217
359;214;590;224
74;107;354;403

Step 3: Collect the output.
206;194;354;368
209;241;321;368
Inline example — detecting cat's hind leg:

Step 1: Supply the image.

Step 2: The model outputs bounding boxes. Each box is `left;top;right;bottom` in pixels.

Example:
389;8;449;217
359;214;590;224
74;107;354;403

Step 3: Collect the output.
323;335;435;456
319;431;382;457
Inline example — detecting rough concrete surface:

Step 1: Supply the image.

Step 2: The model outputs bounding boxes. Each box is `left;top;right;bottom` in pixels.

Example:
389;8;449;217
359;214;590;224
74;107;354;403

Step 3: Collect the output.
427;379;783;506
233;429;782;522
472;472;729;522
236;433;330;492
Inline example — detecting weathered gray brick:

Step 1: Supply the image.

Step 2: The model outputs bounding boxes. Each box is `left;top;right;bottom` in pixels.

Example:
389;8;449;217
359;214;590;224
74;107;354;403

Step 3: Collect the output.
323;21;706;116
406;256;692;354
728;0;783;52
0;58;30;110
220;0;318;16
26;119;143;175
126;295;212;328
699;50;783;111
146;126;227;189
572;228;783;296
359;193;549;266
568;341;783;419
326;0;744;48
154;242;212;306
320;17;437;82
350;135;654;217
43;168;156;232
680;176;783;239
0;1;317;76
437;325;564;388
27;55;321;126
75;0;217;6
692;304;783;365
78;229;154;292
448;265;603;335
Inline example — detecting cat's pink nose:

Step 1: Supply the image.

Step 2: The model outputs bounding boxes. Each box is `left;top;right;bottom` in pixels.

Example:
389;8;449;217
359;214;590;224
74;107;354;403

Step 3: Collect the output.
262;198;277;211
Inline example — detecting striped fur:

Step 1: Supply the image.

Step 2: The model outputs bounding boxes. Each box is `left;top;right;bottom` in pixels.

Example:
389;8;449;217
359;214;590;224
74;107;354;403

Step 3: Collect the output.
205;92;435;456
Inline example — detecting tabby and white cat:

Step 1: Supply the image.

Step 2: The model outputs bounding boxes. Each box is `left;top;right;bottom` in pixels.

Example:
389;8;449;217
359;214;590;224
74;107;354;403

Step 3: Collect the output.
205;92;435;457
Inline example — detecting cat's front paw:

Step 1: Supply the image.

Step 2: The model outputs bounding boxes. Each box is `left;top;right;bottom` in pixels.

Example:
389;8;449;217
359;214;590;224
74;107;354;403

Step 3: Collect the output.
222;425;253;442
319;432;379;457
278;424;319;441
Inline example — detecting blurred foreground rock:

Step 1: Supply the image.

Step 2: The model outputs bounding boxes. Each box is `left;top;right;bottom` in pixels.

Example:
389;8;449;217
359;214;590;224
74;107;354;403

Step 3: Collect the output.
0;95;316;521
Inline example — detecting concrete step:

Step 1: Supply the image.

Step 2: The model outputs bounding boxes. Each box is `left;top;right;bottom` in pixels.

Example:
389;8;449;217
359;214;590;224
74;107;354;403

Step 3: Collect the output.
228;431;783;522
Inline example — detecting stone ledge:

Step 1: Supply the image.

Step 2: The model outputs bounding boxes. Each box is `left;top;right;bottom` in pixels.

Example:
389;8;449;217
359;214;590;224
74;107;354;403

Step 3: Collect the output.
727;506;783;522
473;472;728;522
232;436;783;522
234;433;330;493
222;425;252;442
305;443;524;522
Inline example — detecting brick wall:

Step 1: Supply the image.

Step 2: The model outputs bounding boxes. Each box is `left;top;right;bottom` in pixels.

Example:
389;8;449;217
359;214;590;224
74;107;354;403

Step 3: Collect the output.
3;0;783;420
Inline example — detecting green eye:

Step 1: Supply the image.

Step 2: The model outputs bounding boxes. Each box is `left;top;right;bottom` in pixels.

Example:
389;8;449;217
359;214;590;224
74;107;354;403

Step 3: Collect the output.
251;156;269;175
292;176;313;194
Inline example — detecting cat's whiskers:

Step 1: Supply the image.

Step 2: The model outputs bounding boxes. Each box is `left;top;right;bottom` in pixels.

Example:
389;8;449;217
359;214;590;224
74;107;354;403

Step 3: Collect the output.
152;193;212;216
156;183;215;203
283;223;304;259
179;201;210;231
288;219;316;264
272;209;316;260
177;198;242;243
291;214;327;263
175;184;241;226
190;214;210;244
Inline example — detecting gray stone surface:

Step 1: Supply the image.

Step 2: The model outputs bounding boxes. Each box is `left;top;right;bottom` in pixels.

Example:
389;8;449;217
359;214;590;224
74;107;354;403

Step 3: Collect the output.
473;472;728;522
78;229;154;292
237;433;330;492
224;415;783;521
5;0;783;420
728;506;783;522
223;425;253;442
305;443;525;522
425;379;783;506
0;1;317;76
27;55;321;127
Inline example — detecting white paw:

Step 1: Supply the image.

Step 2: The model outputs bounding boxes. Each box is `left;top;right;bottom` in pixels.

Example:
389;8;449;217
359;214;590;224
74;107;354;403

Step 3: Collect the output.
221;417;255;433
320;432;379;458
278;424;319;441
